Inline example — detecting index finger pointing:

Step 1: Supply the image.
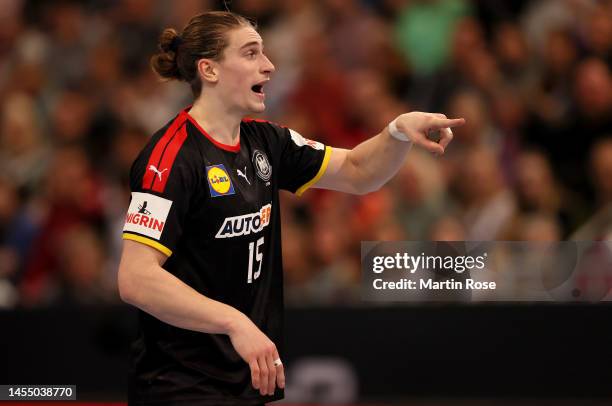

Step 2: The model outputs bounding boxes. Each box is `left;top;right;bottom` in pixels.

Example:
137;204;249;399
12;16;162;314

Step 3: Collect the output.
432;117;465;129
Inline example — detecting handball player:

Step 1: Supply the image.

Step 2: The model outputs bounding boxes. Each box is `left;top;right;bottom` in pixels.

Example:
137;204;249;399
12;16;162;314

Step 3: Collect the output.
118;11;464;406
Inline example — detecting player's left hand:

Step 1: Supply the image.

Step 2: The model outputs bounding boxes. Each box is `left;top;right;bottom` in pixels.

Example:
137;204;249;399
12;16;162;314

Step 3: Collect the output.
228;312;285;396
394;112;465;155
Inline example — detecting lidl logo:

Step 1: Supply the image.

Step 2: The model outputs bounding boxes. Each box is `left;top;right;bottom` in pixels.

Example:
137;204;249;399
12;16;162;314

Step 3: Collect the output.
206;164;235;197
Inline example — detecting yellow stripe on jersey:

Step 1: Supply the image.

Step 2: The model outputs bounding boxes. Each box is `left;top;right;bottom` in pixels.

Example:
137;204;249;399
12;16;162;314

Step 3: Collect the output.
296;146;332;197
122;232;173;257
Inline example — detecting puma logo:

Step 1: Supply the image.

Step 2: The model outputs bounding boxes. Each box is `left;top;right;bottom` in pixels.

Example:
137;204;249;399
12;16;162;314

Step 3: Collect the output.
237;166;250;185
148;165;168;181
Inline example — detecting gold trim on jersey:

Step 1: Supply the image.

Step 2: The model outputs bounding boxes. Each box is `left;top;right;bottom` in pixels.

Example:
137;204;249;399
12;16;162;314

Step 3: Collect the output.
296;146;332;197
122;232;173;256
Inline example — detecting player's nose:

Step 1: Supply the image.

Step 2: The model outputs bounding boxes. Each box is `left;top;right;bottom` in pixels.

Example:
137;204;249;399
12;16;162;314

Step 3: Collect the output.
261;54;275;74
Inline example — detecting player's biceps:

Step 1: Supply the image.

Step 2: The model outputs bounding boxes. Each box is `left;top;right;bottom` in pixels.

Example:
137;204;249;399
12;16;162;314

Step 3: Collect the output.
118;240;165;303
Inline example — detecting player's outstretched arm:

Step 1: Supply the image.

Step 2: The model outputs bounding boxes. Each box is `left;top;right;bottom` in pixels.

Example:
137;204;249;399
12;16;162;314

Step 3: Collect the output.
314;112;465;195
118;240;284;396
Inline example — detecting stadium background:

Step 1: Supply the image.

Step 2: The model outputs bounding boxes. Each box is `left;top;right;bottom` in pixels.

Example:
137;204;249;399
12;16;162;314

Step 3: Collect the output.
0;0;610;404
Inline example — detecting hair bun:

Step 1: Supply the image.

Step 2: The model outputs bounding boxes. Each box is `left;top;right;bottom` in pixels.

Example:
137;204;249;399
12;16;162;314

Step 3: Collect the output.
151;28;183;80
169;35;183;52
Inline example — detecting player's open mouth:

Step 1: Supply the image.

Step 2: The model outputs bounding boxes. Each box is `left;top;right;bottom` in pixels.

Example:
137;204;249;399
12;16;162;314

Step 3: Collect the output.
251;80;268;98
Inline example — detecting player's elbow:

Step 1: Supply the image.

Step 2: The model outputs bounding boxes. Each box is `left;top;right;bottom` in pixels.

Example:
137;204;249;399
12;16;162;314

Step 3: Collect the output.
117;264;141;305
354;181;381;195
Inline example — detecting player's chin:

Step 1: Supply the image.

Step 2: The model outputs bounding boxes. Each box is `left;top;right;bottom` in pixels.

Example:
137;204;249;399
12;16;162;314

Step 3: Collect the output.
249;101;266;114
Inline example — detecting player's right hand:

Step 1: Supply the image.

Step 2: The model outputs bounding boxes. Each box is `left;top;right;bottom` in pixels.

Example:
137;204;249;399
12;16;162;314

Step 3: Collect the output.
394;112;465;155
228;313;285;396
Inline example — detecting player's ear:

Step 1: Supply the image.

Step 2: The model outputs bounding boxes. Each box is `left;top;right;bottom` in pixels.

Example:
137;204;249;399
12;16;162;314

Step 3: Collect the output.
197;59;219;84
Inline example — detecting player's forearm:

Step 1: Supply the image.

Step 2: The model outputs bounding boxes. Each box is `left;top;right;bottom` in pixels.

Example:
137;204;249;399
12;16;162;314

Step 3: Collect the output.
346;126;412;194
119;260;243;335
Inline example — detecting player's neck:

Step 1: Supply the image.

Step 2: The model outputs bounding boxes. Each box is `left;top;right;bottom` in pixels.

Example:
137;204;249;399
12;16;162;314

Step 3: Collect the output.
188;97;241;146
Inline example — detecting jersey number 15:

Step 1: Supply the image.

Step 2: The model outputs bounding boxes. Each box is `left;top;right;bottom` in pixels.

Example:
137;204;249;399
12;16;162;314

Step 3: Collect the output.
247;236;264;283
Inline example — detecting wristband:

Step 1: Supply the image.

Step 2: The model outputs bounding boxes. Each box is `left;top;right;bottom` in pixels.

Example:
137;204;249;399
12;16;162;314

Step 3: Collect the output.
388;118;411;143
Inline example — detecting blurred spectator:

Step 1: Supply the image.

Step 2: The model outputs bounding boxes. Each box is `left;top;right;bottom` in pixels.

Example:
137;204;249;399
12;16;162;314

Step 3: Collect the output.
571;137;612;241
109;125;149;180
20;146;106;306
0;0;24;59
513;150;580;236
582;4;612;62
490;85;531;182
573;58;611;127
86;39;123;99
0;92;49;196
395;1;472;108
282;221;314;305
449;17;487;69
115;65;190;135
0;177;38;308
394;0;471;76
345;68;407;140
50;86;95;144
54;225;116;305
324;0;391;72
589;137;612;208
42;1;93;86
112;0;162;74
454;146;517;240
493;22;534;90
529;28;577;128
261;0;324;117
446;89;499;151
566;59;611;198
104;125;149;274
391;150;449;239
287;26;354;147
285;192;361;305
521;0;594;56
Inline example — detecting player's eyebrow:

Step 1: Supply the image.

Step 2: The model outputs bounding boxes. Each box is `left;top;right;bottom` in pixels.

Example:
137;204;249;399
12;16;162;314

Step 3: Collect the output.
240;41;263;50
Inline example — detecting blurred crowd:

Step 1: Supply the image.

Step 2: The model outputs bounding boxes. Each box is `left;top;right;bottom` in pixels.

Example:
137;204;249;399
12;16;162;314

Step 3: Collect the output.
0;0;610;308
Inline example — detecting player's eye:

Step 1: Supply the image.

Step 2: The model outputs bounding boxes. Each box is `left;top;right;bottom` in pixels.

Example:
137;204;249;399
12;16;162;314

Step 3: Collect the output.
246;50;257;58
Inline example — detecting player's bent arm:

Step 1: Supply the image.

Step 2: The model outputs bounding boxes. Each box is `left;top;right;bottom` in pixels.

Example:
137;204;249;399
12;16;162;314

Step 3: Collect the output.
118;240;285;395
314;112;465;195
118;239;240;334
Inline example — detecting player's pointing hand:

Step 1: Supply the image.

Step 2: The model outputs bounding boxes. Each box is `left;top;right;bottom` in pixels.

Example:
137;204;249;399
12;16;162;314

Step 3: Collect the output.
388;112;466;155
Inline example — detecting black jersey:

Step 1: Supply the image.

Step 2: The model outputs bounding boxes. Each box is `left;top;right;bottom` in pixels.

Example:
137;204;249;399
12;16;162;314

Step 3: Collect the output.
122;108;330;405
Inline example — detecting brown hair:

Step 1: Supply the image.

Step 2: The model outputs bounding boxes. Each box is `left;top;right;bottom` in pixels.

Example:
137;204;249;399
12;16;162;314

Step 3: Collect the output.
150;11;254;97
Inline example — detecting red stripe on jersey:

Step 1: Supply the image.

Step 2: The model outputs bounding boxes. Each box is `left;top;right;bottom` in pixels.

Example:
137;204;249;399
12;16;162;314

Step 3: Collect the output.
142;113;187;191
150;123;189;193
